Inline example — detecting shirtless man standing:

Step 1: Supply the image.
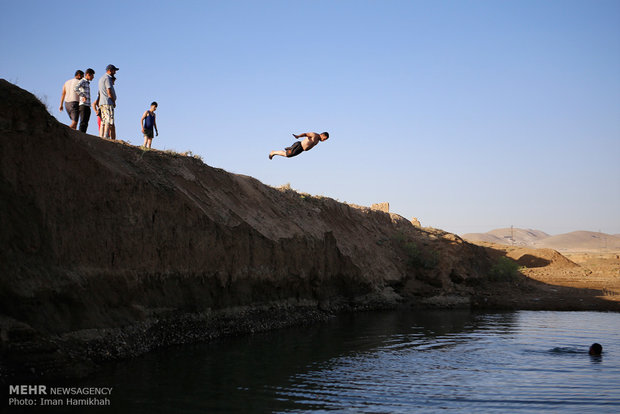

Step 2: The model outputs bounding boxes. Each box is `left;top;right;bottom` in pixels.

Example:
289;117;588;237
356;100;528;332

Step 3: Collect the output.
269;132;329;159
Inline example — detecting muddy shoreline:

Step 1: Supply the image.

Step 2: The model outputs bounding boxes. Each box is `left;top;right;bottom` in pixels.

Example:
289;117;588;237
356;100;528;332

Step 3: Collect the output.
3;277;618;383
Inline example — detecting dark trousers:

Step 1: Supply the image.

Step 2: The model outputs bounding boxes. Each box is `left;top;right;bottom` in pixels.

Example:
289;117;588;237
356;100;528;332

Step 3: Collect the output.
78;105;91;133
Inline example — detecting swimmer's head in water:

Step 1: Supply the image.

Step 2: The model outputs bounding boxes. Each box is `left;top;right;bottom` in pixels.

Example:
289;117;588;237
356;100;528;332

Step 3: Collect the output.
589;343;602;356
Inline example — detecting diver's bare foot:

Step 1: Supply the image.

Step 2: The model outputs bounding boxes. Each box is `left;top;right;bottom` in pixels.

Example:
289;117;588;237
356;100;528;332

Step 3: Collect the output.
269;152;274;160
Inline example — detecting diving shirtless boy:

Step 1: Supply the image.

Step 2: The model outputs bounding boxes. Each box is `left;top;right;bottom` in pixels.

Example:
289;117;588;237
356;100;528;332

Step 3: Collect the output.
269;132;329;160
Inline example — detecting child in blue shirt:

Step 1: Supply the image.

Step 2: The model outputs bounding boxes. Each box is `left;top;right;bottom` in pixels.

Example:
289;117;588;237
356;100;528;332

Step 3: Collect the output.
141;101;158;148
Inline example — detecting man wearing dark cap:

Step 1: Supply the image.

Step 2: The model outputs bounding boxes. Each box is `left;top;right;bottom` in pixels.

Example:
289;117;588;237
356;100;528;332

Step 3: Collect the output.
269;132;330;159
97;64;119;139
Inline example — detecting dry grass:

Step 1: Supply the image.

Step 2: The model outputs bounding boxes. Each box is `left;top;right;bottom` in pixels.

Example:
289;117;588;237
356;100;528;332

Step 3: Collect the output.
160;149;203;161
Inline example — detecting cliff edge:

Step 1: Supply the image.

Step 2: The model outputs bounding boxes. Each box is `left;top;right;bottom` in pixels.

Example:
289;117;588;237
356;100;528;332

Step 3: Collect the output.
0;80;535;379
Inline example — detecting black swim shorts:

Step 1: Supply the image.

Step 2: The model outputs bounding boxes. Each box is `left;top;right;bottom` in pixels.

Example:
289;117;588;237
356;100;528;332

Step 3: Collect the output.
65;101;79;122
285;141;304;157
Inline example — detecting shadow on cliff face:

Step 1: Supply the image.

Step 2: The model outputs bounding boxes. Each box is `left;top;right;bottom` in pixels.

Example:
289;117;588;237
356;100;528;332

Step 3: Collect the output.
0;79;496;378
515;254;550;268
0;79;491;332
0;80;617;380
476;241;579;269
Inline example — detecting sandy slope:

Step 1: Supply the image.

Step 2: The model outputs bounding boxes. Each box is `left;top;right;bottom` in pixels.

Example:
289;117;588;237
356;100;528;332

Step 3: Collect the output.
522;252;620;305
470;241;620;308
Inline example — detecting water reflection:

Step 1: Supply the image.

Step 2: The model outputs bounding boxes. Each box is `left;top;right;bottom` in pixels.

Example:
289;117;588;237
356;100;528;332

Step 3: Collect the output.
32;310;620;413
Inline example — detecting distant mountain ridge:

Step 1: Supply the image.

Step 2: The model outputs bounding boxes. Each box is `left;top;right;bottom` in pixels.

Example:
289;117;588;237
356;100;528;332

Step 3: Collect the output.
462;228;549;246
462;228;620;251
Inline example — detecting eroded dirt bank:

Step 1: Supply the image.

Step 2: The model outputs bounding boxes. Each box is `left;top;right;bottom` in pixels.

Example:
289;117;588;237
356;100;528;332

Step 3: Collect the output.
1;80;617;380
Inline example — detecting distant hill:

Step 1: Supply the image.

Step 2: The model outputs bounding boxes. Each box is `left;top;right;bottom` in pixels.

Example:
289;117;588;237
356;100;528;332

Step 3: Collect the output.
533;231;620;251
462;228;620;251
462;228;549;247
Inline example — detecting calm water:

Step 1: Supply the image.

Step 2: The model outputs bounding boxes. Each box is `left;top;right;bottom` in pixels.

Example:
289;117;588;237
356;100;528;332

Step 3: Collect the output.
41;311;620;413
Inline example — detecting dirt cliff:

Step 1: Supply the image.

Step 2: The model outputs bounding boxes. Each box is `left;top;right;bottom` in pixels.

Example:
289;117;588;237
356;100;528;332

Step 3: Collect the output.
0;80;496;378
2;80;614;380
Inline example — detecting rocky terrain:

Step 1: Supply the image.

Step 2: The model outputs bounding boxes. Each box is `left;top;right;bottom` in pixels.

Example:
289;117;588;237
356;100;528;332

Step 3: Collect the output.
470;241;620;309
1;80;618;381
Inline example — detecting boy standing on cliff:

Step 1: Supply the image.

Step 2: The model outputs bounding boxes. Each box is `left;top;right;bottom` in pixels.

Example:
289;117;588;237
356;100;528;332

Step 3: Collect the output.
74;68;95;133
140;102;158;149
269;132;329;159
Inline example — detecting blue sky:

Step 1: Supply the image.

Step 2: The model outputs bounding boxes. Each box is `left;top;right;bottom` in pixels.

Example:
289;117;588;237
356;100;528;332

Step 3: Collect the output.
2;0;619;235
